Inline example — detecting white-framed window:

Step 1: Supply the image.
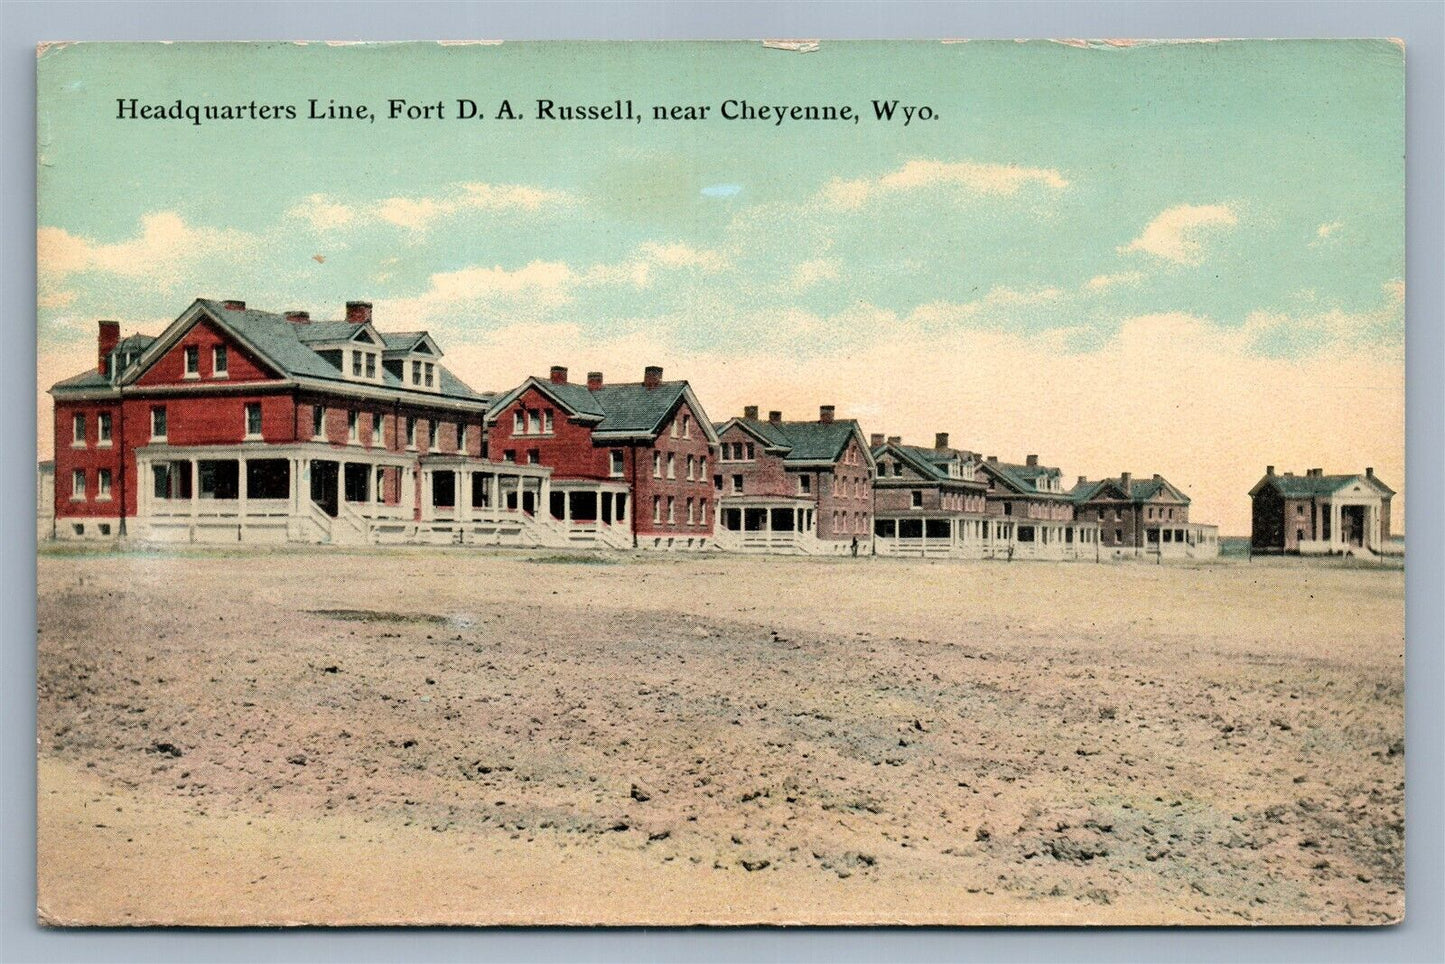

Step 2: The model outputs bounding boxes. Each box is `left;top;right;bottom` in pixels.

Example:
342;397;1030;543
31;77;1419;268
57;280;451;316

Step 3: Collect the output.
347;410;358;442
411;360;422;385
666;453;675;479
183;345;199;377
699;456;707;477
365;353;376;379
352;351;363;377
245;402;263;439
71;469;86;500
373;412;385;447
213;345;228;377
429;420;439;450
543;410;554;434
686;455;695;480
406;416;417;449
682;415;691;439
686;497;695;524
667;496;675;524
513;410;525;433
457;423;467;453
652;495;661;523
528;410;541;434
653;452;662;478
699;499;708;525
424;363;434;387
98;411;112;446
312;405;325;439
150;405;167;440
609;450;624;477
97;468;112;500
670;418;679;439
72;413;86;446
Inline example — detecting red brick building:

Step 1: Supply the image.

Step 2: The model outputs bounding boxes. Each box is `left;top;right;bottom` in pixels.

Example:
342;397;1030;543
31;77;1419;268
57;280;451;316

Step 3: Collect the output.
1249;465;1393;556
1070;472;1218;558
49;298;550;545
870;433;989;556
973;454;1100;559
484;366;718;549
711;405;875;554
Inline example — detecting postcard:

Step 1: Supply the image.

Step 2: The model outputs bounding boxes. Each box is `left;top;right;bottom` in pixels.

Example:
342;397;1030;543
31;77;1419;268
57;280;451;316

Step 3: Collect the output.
35;39;1404;926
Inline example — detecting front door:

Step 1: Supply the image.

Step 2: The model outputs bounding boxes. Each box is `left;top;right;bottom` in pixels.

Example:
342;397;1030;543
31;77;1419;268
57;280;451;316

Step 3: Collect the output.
310;460;339;517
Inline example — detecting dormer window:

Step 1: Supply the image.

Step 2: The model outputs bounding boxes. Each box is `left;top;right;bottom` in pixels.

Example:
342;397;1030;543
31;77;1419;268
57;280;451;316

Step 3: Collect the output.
424;363;435;388
213;345;228;378
352;351;363;377
365;353;376;379
183;346;199;377
412;361;422;386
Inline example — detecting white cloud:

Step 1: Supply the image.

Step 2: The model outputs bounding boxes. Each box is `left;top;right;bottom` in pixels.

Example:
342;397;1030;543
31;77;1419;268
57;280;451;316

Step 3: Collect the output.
286;194;357;231
1085;270;1145;292
1119;203;1238;265
286;183;573;235
822;159;1070;210
37;212;259;292
1310;220;1344;247
789;258;840;290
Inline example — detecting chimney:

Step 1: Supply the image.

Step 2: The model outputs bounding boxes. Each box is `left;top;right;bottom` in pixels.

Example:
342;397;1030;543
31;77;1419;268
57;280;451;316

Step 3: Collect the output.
1313;467;1323;477
643;365;663;389
1366;466;1375;478
743;405;759;420
1026;454;1039;467
549;365;568;385
1266;465;1275;476
1153;473;1162;481
1284;471;1294;477
221;299;246;312
1120;471;1132;491
1077;475;1087;486
587;371;604;391
97;321;120;374
986;455;997;463
888;436;902;446
284;310;310;325
870;433;885;447
345;300;373;325
934;432;950;450
819;405;835;424
769;410;783;424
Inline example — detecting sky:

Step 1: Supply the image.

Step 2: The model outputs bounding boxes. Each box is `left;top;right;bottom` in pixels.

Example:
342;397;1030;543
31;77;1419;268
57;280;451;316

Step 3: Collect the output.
35;40;1405;535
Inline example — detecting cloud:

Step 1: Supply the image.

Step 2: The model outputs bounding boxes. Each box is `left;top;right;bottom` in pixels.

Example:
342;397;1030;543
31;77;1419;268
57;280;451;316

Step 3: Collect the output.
822;159;1070;210
286;194;357;231
286;182;573;235
37;212;259;289
1119;203;1238;264
1241;280;1404;355
1310;220;1344;247
789;258;840;290
1084;270;1145;292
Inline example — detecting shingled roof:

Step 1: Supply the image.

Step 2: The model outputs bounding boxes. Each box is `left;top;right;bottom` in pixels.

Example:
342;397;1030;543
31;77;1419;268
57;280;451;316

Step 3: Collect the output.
489;375;718;441
724;416;866;465
871;442;985;486
1252;471;1393;499
982;459;1067;497
1071;475;1190;504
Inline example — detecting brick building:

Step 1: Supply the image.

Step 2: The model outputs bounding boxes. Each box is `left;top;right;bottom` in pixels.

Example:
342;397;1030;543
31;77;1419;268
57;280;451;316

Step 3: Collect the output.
484;366;718;549
711;405;875;554
977;454;1100;559
1249;465;1393;556
1071;472;1219;558
49;298;551;545
870;433;989;557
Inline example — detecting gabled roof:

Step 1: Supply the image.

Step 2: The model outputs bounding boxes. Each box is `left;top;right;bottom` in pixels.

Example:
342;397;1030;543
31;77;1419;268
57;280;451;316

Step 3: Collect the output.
488;376;719;442
981;459;1066;496
380;331;441;355
53;299;487;404
720;417;871;467
50;369;116;394
1071;475;1190;505
1250;471;1393;499
871;442;984;487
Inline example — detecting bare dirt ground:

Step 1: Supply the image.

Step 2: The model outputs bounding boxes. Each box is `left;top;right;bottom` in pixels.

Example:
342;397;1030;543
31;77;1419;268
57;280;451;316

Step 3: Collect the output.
36;547;1404;925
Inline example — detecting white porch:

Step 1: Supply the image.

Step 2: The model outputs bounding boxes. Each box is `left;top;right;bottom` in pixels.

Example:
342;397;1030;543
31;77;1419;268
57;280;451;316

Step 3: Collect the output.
714;497;826;554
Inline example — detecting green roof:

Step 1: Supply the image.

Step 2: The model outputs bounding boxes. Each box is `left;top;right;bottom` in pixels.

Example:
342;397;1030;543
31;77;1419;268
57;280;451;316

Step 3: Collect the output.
1260;473;1387;498
493;376;703;436
732;417;860;463
1071;475;1190;504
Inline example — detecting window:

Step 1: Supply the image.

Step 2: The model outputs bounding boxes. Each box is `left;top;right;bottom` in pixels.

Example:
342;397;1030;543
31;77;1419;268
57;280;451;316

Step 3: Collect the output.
98;412;112;445
1115;528;1123;542
71;469;85;500
731;474;743;494
686;455;695;480
246;403;263;438
528;410;541;434
213;345;228;377
406;416;417;448
746;443;755;460
412;360;422;385
184;345;199;376
503;449;516;463
610;450;625;477
699;456;707;477
1297;504;1306;516
714;474;723;490
352;351;363;377
429;420;439;450
151;406;167;440
799;474;811;494
313;405;325;438
97;469;112;500
373;413;385;447
670;418;679;439
457;423;466;452
513;410;525;433
652;496;661;523
424;363;434;387
543;410;554;434
365;353;377;379
667;497;675;523
666;453;675;479
911;490;923;509
72;413;86;446
653;452;662;478
347;410;358;442
527;448;540;465
682;415;691;438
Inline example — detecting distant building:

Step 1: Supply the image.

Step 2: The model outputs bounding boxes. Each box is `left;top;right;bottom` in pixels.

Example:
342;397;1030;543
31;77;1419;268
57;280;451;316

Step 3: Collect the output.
1070;472;1219;558
977;454;1100;559
712;405;874;554
870;433;990;557
485;366;718;550
1249;466;1394;556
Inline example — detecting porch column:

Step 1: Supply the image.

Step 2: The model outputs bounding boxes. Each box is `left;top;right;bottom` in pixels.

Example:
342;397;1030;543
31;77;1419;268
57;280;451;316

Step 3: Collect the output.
1331;501;1342;549
459;470;472;521
238;458;249;520
563;490;572;524
336;461;345;516
189;459;199;516
539;475;550;516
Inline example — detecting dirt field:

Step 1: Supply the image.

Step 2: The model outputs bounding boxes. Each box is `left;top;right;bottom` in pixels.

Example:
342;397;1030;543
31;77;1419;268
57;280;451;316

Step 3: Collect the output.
36;547;1405;925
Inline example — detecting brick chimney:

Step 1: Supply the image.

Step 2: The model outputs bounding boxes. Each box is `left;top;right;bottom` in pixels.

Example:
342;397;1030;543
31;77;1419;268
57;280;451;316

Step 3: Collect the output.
285;310;310;325
769;410;783;424
986;455;997;463
819;405;835;424
643;365;663;389
870;433;885;447
1266;465;1275;476
1077;475;1087;486
97;321;120;374
1120;471;1132;491
889;436;903;446
345;300;372;324
587;371;604;391
1366;466;1375;478
221;299;246;312
1026;454;1039;467
934;432;949;450
1153;473;1162;481
549;365;568;385
743;405;759;420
